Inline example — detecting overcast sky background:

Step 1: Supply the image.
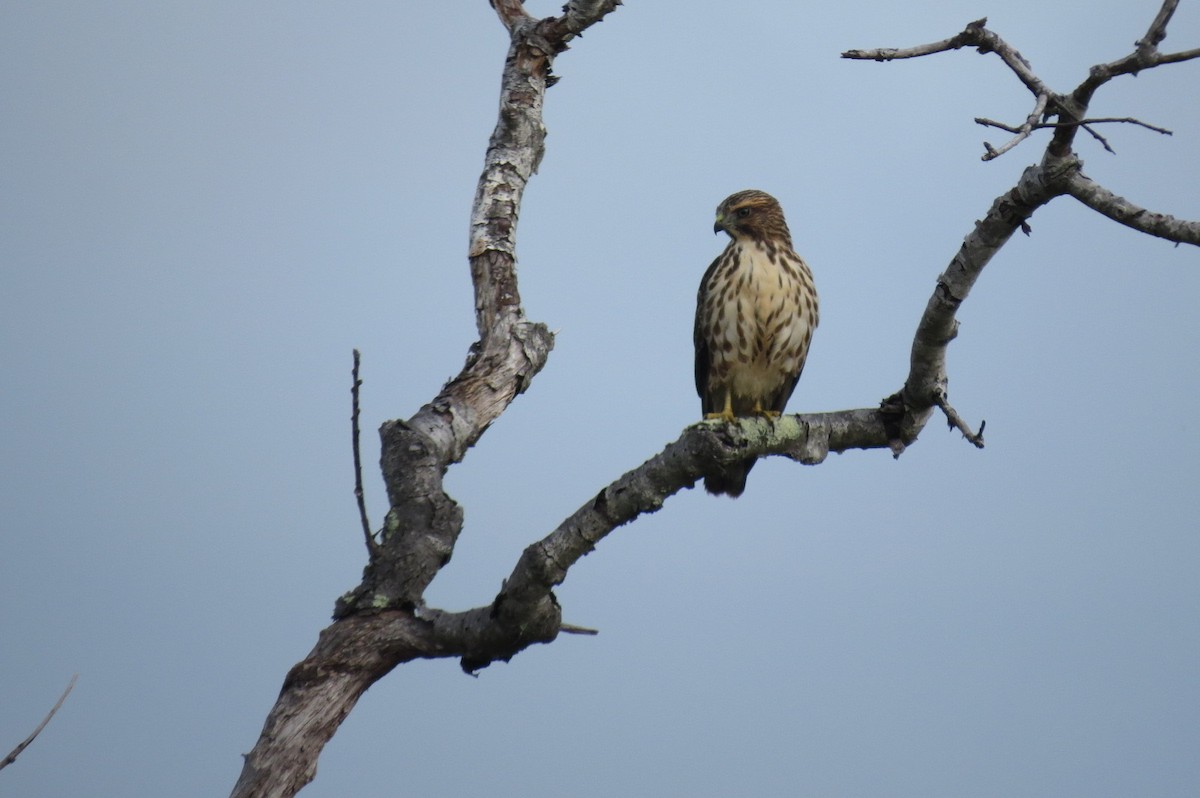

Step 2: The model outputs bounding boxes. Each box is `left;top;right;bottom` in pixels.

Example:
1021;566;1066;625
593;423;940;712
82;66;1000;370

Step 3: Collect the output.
3;2;1199;797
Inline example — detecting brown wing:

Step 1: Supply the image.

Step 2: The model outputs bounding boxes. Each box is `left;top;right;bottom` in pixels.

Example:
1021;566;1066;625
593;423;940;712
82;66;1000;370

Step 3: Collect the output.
768;328;812;413
768;349;807;413
693;251;725;414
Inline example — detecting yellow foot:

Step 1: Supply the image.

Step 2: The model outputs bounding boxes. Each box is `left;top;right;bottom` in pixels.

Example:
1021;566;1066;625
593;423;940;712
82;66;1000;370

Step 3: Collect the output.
749;399;780;419
704;410;736;423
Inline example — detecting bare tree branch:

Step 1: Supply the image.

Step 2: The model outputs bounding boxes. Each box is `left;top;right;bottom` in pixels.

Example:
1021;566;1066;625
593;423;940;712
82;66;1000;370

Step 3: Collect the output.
981;93;1049;160
350;349;375;556
490;0;532;32
1054;0;1198;155
842;18;1052;100
1136;0;1179;53
1155;47;1200;65
229;4;621;796
841;17;988;61
1064;171;1200;246
977;115;1172;137
976;113;1174;158
846;4;1197;160
232;3;1199;796
547;0;623;43
1;675;77;772
1082;123;1117;154
934;391;986;449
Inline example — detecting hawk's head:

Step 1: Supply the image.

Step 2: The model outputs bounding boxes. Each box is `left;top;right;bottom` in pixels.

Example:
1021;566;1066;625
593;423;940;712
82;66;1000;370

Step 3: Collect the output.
713;189;792;245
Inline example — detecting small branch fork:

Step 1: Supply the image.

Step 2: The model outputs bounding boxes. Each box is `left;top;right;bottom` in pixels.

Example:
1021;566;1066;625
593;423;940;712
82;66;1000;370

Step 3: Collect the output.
843;18;1052;99
836;3;1198;460
977;116;1174;137
981;93;1048;160
977;115;1173;157
1;675;77;772
934;392;985;449
843;10;1200;160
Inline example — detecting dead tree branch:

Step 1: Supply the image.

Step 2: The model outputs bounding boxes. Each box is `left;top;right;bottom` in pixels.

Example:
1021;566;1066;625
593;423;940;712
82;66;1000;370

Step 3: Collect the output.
845;8;1199;160
1064;171;1200;245
934;392;986;448
977;116;1173;137
1054;6;1199;156
1138;0;1180;51
981;93;1049;160
232;3;1198;796
840;17;991;61
843;18;1051;100
1;675;77;772
350;349;374;556
229;3;621;796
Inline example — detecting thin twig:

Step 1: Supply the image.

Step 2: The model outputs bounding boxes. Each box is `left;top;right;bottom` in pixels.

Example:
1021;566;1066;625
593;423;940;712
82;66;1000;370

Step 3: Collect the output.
933;392;985;448
841;18;987;60
977;116;1173;136
351;349;375;555
1073;117;1172;135
975;113;1172;157
559;623;600;636
975;117;1026;133
1082;124;1116;154
0;674;78;771
981;93;1049;160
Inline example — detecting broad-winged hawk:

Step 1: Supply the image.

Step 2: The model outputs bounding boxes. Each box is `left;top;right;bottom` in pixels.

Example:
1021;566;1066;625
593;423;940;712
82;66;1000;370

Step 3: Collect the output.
694;190;819;497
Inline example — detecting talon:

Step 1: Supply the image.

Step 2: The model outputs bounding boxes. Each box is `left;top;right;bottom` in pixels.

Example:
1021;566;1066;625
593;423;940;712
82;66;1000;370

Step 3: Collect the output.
704;389;736;423
749;399;779;419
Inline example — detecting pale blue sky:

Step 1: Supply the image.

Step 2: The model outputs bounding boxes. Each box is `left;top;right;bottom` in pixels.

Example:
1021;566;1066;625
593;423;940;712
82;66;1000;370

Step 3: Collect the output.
3;3;1199;796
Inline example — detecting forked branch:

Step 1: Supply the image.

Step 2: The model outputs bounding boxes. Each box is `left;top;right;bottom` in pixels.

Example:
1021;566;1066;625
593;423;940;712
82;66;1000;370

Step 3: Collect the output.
845;7;1199;160
977;116;1173;137
842;17;1051;99
981;93;1049;161
934;392;985;448
229;3;621;796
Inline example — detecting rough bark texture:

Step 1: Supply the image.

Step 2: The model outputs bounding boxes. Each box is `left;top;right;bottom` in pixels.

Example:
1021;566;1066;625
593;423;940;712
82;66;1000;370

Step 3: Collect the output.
231;4;1197;796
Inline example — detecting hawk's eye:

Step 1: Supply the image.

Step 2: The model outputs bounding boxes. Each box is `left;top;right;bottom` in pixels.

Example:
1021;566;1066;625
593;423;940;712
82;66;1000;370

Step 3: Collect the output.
735;207;751;219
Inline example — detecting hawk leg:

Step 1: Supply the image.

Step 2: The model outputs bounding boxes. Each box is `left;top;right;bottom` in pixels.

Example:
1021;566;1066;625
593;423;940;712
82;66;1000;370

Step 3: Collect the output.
751;399;781;419
704;390;736;423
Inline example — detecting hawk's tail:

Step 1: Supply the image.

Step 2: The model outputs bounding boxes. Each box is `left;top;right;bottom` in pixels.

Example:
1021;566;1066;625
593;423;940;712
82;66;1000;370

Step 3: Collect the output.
703;458;756;498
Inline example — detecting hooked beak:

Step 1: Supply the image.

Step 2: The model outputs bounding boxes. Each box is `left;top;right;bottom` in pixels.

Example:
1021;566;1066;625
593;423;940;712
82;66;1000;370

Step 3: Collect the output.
713;214;726;235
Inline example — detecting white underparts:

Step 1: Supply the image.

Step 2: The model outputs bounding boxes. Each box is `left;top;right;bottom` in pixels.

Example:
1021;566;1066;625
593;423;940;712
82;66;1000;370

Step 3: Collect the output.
704;241;817;408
